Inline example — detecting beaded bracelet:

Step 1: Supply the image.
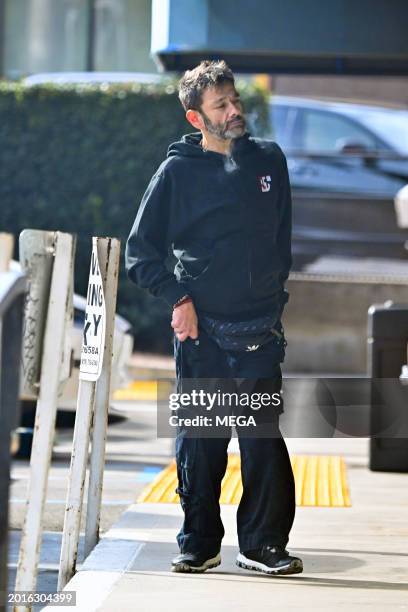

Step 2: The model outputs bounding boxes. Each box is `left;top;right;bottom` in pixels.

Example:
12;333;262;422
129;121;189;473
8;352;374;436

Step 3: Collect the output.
173;294;193;309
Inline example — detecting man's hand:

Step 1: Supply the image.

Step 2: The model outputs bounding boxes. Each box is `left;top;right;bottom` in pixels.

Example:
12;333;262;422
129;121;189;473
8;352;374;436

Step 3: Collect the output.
171;301;198;342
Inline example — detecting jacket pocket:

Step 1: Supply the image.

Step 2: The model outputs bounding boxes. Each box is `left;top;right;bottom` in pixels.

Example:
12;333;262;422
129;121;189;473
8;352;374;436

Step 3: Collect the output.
186;237;249;311
175;242;213;281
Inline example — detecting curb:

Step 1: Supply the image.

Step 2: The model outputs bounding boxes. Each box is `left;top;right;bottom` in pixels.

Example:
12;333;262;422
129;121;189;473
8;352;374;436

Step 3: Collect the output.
44;505;146;612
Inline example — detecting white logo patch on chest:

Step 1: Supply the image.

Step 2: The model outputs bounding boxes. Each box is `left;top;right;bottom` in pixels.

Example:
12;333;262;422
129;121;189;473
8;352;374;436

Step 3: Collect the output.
258;175;271;192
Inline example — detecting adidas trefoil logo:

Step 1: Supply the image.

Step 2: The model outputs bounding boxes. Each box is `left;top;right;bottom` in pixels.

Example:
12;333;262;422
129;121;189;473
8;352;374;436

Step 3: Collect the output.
246;344;260;351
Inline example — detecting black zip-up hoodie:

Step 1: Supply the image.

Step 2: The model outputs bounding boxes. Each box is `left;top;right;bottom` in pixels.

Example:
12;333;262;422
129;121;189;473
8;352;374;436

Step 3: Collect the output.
125;132;292;321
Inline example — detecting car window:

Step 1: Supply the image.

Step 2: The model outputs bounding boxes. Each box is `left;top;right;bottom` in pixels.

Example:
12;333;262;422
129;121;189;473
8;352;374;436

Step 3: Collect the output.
300;109;378;153
269;104;299;150
348;108;408;155
270;105;289;143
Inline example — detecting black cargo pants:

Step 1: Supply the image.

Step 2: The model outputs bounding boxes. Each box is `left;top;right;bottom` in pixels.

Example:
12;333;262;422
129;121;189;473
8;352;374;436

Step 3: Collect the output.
173;318;296;557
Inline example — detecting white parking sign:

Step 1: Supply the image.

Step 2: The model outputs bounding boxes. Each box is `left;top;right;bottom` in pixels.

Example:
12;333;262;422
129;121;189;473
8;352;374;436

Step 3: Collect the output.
79;239;106;381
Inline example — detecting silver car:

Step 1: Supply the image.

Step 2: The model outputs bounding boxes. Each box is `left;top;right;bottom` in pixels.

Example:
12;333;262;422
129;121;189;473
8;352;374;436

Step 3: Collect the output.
10;260;133;412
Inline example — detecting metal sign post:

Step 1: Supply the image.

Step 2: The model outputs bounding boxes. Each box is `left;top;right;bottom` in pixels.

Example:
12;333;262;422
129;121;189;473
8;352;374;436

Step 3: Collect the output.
58;237;120;589
14;232;75;611
84;238;121;557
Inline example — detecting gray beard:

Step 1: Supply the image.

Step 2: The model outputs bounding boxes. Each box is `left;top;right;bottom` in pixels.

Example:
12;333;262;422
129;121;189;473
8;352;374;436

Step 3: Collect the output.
200;111;246;140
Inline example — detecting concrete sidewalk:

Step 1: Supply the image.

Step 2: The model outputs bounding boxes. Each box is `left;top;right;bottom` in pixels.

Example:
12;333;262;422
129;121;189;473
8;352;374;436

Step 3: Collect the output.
47;438;408;612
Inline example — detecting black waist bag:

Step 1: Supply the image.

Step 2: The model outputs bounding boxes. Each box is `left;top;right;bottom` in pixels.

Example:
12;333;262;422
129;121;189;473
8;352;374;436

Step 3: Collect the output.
200;313;286;352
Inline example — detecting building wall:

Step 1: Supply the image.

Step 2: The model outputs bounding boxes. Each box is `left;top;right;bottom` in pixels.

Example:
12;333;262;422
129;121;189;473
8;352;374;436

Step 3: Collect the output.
2;0;407;109
273;75;408;106
2;0;158;79
4;0;89;77
93;0;157;72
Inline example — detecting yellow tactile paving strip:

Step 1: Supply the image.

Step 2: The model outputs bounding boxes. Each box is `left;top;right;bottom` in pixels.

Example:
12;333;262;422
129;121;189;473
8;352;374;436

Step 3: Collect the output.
113;380;159;401
138;454;351;507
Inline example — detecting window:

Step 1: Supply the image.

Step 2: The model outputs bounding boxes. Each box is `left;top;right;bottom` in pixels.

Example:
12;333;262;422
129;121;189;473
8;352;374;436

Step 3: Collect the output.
354;109;408;155
300;109;378;153
3;0;156;79
269;104;298;150
4;0;89;78
94;0;156;72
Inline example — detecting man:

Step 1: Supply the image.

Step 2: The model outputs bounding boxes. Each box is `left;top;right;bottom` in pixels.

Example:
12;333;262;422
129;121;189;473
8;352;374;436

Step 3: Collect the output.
125;60;302;576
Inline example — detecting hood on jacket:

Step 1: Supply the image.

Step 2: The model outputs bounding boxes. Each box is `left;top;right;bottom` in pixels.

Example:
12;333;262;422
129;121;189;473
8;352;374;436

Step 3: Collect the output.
167;131;258;160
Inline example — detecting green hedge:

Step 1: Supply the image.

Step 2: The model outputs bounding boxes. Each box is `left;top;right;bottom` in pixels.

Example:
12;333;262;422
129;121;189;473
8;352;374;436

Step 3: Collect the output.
0;80;270;353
